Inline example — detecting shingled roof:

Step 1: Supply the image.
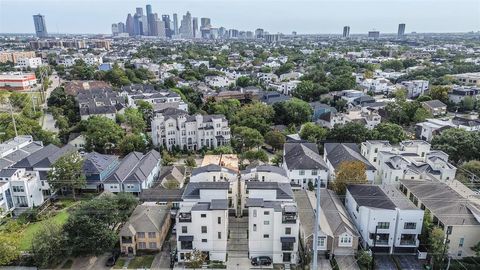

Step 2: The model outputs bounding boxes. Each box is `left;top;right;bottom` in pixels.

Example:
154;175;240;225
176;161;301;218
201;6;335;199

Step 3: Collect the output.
284;142;328;170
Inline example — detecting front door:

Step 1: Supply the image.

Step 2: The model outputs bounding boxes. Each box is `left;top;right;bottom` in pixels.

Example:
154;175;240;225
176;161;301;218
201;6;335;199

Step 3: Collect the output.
283;252;291;262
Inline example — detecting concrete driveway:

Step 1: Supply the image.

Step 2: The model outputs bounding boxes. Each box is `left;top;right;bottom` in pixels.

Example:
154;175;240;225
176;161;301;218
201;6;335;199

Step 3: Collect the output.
318;257;332;270
336;255;360;270
374;255;396;270
69;253;110;270
395;255;424;270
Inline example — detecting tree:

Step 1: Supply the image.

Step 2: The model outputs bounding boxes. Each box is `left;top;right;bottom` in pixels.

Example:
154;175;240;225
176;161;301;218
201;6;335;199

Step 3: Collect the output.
0;232;20;266
461;96;476;111
162;150;177;166
232;102;274;134
185;249;207;269
429;86;450;104
429;227;446;269
242;150;269;163
264;131;286;151
119;133;147;155
419;209;433;245
457;160;480;185
236;76;253;87
185;156;197;168
381;60;404;71
47;152;86;200
372;123;406;144
84;116;124;153
124;108;146;133
292;80;327;102
472;242;480;257
115;192;139;222
357;250;372;268
31;222;68;268
0;113;59;145
332;161;367;195
327;122;374;143
273;98;313;126
207;145;234;155
231;126;264;152
412;107;432;123
299;122;328;143
136;100;154;127
204;98;241;121
431;128;480;163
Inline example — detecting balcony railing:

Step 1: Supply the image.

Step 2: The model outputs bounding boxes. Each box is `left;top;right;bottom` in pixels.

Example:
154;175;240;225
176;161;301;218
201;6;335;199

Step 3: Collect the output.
121;237;133;244
282;213;297;224
375;240;389;245
400;240;416;246
178;212;192;223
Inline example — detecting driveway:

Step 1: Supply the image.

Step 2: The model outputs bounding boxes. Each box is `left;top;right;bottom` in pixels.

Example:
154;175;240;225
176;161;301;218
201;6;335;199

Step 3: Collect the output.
336;255;360;270
69;253;110;270
395;255;423;270
318;257;332;270
374;255;396;270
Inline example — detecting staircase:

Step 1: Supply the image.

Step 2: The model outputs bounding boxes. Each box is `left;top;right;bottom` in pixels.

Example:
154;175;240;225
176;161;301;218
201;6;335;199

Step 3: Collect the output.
227;216;249;258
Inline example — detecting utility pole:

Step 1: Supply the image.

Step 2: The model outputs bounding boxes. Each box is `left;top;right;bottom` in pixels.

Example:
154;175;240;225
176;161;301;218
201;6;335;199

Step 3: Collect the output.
441;226;451;270
312;177;321;270
371;225;379;270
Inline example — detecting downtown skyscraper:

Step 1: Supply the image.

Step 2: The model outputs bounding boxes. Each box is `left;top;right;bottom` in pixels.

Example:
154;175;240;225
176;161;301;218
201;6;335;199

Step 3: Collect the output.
398;23;406;37
343;26;350;38
33;14;48;38
179;11;193;38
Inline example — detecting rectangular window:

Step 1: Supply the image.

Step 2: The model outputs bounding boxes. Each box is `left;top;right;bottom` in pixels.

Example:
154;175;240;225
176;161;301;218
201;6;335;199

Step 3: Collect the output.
218;232;222;239
285;228;291;235
253;224;257;231
201;226;207;233
202;239;207;243
404;223;416;230
182;226;187;233
253;209;257;217
311;170;317;176
263;234;269;238
218;217;221;224
459;238;464;247
299;170;305;175
264;211;270;215
377;222;390;229
138;242;146;249
148;232;156;238
149;242;157;249
264;221;269;225
201;214;207;218
137;232;145;238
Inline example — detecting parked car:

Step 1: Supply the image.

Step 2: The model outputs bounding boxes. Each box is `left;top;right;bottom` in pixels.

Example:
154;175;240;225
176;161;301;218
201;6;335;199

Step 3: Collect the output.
251;256;272;266
105;251;120;267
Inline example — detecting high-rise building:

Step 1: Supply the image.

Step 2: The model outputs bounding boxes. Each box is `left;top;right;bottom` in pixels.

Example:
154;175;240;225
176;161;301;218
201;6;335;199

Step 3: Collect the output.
136;7;143;16
133;13;142;35
173;13;179;35
228;29;239;39
218;27;226;38
117;22;126;33
200;18;211;29
368;31;380;39
398;23;406;37
146;4;153;36
179;12;193;38
112;24;119;35
192;17;199;38
343;26;350;38
200;18;211;39
33;14;48;38
255;28;264;39
126;14;134;36
162;15;172;38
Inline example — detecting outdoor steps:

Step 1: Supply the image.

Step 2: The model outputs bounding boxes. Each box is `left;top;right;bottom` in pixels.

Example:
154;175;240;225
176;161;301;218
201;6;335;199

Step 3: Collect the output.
227;216;249;257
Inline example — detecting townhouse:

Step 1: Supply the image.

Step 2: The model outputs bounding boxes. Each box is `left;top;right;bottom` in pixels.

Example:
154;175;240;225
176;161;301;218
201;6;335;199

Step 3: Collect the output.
345;185;424;254
176;182;229;262
151;108;231;151
119;204;171;255
244;182;299;265
282;142;328;189
324;143;376;183
0;136;43;170
76;88;126;121
399;80;429;98
103;150;161;194
448;86;480;104
119;84;188;112
361;140;456;185
399;179;480;258
416;117;480;142
421;100;447;116
82;152;119;191
295;189;359;257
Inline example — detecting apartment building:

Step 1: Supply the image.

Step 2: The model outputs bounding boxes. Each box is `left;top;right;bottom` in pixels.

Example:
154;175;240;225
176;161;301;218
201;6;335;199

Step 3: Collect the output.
151;108;231;151
282;142;328;189
244;182;299;265
454;72;480;86
324;143;376;183
119;84;188;112
421;100;447;116
400;80;429;98
76;88;126;120
0;51;36;63
416;117;480;142
16;57;43;69
399;179;480;258
176;182;229;262
345;185;424;254
448;86;480;104
361;140;456;185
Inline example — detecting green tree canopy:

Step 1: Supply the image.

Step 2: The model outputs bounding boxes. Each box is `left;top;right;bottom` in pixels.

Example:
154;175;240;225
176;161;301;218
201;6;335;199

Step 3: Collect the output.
231;126;264;152
299;122;328;143
47;152;86;200
372;123;406;144
273;98;313;126
264;130;286;151
332;161;367;195
327;122;374;143
231;102;274;134
84;116;124;153
431;128;480;164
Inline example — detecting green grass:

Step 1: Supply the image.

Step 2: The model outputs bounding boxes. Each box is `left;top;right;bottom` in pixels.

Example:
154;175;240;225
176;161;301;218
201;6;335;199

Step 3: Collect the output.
128;255;155;269
18;209;70;251
61;259;74;269
113;258;126;269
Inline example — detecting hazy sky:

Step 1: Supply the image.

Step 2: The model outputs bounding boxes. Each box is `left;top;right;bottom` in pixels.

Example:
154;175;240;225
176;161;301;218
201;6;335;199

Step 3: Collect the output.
1;0;479;34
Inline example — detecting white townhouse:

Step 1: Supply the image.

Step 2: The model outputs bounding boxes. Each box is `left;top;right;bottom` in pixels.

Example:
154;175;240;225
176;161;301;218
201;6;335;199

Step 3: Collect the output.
244;182;300;265
282;142;328;189
448;86;480;104
400;80;429;98
324;143;376;183
103;150;161;195
119;84;188;111
416;117;480;142
345;185;424;254
204;76;234;88
176;182;229;262
190;164;238;216
361;140;456;185
16;57;42;69
241;165;289;183
0;168;44;217
151;108;231;151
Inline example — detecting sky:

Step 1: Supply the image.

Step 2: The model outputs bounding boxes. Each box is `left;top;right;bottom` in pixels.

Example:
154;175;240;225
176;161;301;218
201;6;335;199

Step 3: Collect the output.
0;0;479;34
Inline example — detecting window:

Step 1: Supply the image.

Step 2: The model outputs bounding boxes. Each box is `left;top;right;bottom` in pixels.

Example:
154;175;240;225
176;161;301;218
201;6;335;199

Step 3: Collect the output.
299;170;305;175
457;250;462;257
12;186;24;192
149;242;157;249
202;239;207;243
218;217;221;224
253;224;257;231
404;223;416;230
264;211;270;215
318;236;326;247
201;226;207;233
201;214;207;218
263;234;270;238
264;221;269;225
312;170;318;176
218;232;222;239
138;242;146;249
285;228;291;235
137;232;145;238
253;209;257;217
180;253;185;260
148;232;156;238
459;238;464;247
182;226;187;233
377;222;390;229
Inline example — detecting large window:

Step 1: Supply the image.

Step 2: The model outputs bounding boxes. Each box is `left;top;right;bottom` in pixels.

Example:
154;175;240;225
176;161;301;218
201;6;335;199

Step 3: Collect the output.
318;236;326;247
404;222;416;230
339;234;352;247
377;222;390;229
201;226;207;233
137;232;145;238
148;232;156;238
182;226;187;233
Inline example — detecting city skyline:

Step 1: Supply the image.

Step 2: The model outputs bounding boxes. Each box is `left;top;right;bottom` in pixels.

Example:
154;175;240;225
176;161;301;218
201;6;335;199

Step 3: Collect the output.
0;0;479;35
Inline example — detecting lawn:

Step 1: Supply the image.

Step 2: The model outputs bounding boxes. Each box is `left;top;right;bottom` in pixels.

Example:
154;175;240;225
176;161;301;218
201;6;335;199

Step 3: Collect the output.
18;208;70;250
113;258;126;269
128;255;155;269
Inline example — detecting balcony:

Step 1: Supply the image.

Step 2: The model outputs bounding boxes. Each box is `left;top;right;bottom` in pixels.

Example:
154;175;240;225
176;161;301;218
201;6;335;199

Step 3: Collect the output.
400;234;417;246
178;212;192;223
282;205;297;224
121;236;133;244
